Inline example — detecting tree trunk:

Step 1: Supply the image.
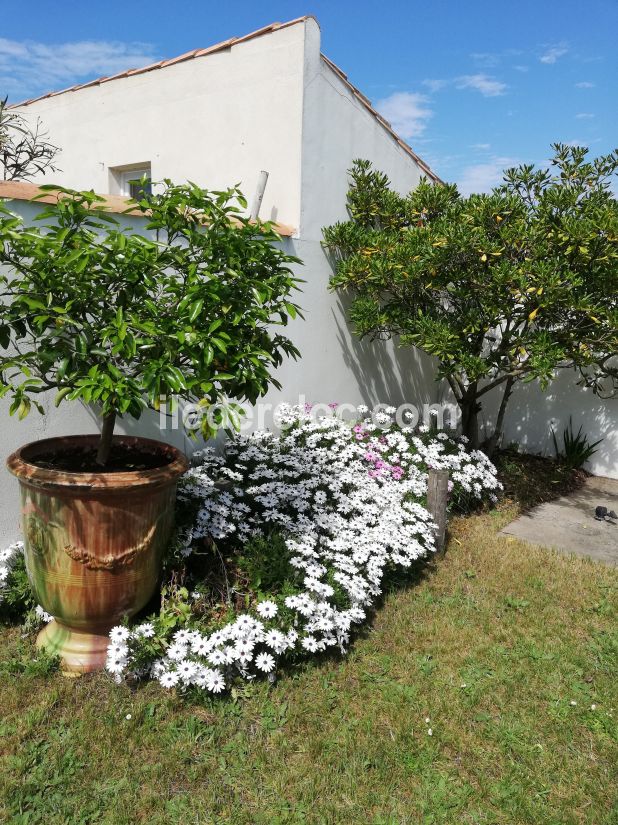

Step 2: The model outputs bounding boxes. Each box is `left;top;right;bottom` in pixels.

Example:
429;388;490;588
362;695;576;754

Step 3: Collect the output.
484;376;515;458
96;412;116;467
461;406;479;447
460;385;481;448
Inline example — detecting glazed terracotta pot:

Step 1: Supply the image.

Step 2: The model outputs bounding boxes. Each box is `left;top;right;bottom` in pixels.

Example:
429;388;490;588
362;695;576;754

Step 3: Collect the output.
7;435;188;675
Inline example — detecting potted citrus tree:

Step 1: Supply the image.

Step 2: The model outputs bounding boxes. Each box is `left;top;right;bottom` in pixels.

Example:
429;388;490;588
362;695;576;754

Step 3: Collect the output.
0;181;302;674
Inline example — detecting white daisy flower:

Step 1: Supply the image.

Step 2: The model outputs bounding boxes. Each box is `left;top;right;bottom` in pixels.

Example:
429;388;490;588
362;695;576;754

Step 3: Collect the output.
35;605;53;623
109;626;130;644
159;670;180;688
133;622;155;638
177;659;198;684
256;600;278;619
234;639;255;659
255;652;276;672
207;648;227;666
206;671;226;693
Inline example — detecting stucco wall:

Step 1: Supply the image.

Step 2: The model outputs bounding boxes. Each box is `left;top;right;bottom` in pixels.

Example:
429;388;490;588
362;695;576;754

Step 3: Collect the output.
299;19;427;241
15;23;307;231
262;238;437;415
482;372;618;478
287;18;439;410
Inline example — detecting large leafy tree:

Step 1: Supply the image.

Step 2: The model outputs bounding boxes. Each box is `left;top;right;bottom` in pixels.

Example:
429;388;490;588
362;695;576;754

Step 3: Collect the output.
0;182;302;464
323;146;618;452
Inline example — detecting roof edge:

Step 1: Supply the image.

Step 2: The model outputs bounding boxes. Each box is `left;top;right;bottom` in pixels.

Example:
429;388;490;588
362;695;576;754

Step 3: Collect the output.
320;55;442;184
7;16;440;185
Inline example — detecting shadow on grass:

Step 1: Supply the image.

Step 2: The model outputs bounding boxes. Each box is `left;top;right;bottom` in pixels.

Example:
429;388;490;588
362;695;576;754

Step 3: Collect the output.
209;552;439;701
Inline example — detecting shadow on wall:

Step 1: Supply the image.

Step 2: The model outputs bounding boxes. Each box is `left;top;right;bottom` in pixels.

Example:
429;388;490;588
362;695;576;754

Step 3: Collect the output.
482;368;618;478
332;293;439;409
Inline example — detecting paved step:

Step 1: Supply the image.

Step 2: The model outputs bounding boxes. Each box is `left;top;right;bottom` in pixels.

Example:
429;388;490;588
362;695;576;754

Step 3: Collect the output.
501;476;618;566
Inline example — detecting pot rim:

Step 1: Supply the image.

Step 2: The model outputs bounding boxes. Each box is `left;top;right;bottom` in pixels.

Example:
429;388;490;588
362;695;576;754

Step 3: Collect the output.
6;434;189;491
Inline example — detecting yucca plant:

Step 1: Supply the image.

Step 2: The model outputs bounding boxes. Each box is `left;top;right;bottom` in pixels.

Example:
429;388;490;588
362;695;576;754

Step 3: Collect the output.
551;418;602;469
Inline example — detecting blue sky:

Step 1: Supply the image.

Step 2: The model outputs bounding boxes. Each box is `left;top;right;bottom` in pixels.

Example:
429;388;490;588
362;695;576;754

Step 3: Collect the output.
1;0;616;193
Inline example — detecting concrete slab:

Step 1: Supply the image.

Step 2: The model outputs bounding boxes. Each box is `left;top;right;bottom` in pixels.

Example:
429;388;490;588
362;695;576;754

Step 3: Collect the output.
501;475;618;566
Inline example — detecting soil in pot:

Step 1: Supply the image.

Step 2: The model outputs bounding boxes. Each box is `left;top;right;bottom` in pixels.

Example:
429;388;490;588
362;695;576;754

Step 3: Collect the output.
31;442;175;473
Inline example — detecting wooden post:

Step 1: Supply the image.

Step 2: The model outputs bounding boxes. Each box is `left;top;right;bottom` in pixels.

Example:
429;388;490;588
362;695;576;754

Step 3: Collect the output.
427;468;449;554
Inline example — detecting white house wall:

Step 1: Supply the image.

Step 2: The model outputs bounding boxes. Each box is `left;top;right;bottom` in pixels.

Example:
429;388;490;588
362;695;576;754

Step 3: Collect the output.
260;237;439;416
15;23;307;230
287;18;439;413
299;19;427;241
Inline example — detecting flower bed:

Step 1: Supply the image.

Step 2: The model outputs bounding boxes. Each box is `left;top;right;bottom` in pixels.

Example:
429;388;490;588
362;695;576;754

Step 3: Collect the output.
1;405;501;694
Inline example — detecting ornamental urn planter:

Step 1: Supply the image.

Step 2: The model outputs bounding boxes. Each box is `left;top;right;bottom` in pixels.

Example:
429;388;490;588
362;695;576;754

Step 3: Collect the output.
7;434;188;675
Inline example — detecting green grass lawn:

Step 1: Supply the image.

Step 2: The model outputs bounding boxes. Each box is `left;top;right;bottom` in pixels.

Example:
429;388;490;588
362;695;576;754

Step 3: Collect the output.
1;457;616;825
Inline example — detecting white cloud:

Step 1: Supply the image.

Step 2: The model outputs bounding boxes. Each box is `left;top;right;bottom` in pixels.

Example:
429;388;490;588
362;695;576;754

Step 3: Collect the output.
422;78;448;93
470;52;500;68
470;143;491;151
424;71;509;100
458;156;518;196
564;138;601;148
575;81;595;88
470;48;522;68
375;91;433;139
0;37;158;100
575;112;595;119
456;74;507;97
513;64;529;72
540;43;569;64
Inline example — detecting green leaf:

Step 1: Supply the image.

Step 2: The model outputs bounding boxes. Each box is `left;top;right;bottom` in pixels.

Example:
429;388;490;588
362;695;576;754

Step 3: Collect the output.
188;299;204;323
17;398;31;420
54;387;72;407
56;358;70;380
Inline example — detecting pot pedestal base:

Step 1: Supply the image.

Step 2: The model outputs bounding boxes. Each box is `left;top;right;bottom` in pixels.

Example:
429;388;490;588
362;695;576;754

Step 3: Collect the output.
37;620;111;676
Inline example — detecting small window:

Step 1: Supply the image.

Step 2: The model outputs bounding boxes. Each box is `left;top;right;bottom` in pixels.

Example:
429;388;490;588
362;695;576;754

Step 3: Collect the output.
119;168;152;199
109;163;152;199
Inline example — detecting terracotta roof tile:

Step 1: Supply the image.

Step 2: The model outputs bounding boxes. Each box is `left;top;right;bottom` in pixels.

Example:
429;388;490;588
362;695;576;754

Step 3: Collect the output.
126;62;161;76
100;69;132;84
233;22;284;44
194;39;236;58
72;76;109;90
48;85;81;98
159;49;202;68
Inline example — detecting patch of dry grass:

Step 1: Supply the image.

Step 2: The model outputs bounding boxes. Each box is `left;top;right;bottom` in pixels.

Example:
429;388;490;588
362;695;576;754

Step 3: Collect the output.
0;456;616;824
